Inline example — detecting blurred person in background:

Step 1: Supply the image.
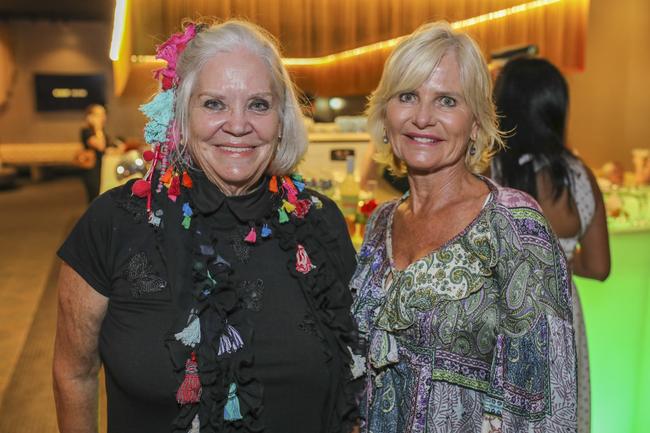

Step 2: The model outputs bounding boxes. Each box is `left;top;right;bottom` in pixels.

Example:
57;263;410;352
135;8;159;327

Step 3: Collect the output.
54;20;359;433
80;104;116;203
351;22;577;432
491;56;611;433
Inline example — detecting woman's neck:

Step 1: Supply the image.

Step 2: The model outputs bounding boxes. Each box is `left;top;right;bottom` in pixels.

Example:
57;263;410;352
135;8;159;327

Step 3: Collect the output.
406;164;484;216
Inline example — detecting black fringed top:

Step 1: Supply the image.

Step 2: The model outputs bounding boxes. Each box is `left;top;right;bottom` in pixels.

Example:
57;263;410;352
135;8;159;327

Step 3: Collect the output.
58;170;360;433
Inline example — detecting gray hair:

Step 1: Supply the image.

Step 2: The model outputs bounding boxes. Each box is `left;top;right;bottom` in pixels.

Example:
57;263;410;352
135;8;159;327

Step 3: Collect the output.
174;19;307;174
366;21;504;174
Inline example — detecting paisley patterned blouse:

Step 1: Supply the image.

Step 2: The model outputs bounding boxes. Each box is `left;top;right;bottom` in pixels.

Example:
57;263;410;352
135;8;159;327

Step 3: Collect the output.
351;179;577;433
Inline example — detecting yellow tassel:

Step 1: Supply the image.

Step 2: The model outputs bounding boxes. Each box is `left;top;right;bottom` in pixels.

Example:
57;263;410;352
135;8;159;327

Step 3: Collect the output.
283;200;296;213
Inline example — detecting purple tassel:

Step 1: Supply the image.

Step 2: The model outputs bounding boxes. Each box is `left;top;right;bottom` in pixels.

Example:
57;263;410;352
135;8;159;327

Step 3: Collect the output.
218;324;244;356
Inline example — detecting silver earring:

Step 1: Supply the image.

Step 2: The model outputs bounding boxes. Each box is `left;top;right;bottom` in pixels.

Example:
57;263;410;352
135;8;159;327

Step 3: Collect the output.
469;144;477;156
382;134;389;144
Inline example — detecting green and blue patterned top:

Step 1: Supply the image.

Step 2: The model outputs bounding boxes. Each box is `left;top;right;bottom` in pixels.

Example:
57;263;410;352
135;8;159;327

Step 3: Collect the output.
351;178;577;432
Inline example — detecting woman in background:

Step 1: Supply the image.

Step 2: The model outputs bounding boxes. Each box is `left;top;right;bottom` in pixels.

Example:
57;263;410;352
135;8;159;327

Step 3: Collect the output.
492;57;611;433
80;104;114;202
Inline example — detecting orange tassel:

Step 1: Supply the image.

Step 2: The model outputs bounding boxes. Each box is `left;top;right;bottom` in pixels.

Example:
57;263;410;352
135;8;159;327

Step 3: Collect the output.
161;166;174;184
269;176;278;193
181;171;193;188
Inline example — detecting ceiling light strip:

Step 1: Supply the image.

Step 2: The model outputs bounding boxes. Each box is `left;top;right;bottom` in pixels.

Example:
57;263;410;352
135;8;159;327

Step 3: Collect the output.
127;0;561;65
283;0;561;66
109;0;128;61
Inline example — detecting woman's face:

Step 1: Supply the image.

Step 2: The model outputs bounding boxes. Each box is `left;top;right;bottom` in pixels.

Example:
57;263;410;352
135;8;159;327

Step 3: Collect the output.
385;52;477;176
189;49;280;194
87;106;106;128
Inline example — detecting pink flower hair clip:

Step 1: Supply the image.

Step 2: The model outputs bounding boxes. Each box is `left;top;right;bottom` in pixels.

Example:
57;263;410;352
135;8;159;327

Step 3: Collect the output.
153;23;200;90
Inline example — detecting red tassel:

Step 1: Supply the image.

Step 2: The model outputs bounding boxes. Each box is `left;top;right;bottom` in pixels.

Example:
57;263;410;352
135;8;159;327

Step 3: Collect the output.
296;244;315;274
142;150;155;162
168;175;181;201
131;179;151;198
182;171;193;188
269;176;278;193
176;352;201;404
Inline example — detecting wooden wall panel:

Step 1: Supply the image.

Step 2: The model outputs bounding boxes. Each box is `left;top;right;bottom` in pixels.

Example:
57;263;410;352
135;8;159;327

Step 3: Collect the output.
124;0;588;97
131;0;529;56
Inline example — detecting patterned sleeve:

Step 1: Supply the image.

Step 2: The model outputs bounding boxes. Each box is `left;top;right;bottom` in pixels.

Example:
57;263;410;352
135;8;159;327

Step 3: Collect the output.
486;203;577;433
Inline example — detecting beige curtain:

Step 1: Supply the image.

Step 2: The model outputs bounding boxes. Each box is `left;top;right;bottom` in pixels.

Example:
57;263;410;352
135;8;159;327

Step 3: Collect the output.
0;24;16;109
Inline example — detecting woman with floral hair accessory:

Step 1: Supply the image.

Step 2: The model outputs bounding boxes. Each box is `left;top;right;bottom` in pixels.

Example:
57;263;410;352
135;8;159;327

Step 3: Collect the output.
53;19;360;433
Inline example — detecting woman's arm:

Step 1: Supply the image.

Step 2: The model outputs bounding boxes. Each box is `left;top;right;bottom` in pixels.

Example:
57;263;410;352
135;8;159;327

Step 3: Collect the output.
53;263;109;433
85;130;107;152
489;198;576;430
81;121;107;153
571;167;611;280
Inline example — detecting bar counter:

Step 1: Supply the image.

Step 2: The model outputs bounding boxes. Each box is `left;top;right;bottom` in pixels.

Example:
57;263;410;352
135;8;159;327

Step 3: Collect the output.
575;225;650;433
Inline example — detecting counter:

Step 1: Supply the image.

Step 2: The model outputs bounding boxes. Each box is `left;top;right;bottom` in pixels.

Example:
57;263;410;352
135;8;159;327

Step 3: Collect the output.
575;226;650;433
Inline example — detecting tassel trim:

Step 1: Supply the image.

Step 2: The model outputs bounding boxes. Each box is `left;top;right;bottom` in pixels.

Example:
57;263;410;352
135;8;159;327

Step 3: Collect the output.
176;352;202;405
224;383;243;421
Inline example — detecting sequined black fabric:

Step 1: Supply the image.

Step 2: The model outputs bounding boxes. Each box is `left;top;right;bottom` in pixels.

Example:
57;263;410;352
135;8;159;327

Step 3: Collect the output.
124;252;167;297
238;279;264;311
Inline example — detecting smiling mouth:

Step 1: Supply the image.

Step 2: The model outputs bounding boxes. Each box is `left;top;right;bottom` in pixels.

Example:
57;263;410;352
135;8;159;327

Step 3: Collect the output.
406;134;441;144
217;145;256;153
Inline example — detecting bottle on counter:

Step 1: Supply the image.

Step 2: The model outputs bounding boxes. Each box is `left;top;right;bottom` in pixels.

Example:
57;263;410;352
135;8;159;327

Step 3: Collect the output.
339;155;360;236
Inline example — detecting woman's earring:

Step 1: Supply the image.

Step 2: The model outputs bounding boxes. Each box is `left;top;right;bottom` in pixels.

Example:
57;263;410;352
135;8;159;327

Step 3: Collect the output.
382;133;389;144
469;144;477;156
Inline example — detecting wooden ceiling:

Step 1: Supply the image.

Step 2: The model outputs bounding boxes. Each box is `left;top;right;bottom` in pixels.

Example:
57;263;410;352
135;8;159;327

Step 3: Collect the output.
115;0;589;97
131;0;547;57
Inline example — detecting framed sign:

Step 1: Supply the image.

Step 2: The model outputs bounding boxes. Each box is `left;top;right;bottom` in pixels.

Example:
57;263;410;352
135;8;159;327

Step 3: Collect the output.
34;74;105;111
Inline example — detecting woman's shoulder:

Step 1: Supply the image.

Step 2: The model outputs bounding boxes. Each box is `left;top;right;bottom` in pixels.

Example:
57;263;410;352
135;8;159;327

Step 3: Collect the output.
486;179;556;236
365;198;399;230
85;179;148;223
490;180;543;213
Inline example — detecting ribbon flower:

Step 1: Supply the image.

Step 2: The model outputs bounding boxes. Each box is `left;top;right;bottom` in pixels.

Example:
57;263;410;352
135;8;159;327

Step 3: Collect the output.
153;23;197;90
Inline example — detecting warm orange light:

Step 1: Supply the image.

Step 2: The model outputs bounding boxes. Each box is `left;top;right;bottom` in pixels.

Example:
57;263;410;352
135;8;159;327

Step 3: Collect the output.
283;0;561;66
129;0;562;66
110;0;128;61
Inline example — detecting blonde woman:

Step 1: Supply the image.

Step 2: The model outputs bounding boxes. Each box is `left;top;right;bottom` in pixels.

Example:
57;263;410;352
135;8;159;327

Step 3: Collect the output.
351;22;577;432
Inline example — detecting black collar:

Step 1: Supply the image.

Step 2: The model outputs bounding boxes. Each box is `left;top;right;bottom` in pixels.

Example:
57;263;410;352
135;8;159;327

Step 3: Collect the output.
187;170;273;223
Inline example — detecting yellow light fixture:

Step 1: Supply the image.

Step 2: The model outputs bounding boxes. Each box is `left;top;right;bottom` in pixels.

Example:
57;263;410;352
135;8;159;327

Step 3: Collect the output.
109;0;128;61
128;0;561;66
51;88;89;99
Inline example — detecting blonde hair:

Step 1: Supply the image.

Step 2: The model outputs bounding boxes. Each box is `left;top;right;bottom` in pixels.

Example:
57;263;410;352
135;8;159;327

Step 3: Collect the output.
174;19;307;176
366;21;504;174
